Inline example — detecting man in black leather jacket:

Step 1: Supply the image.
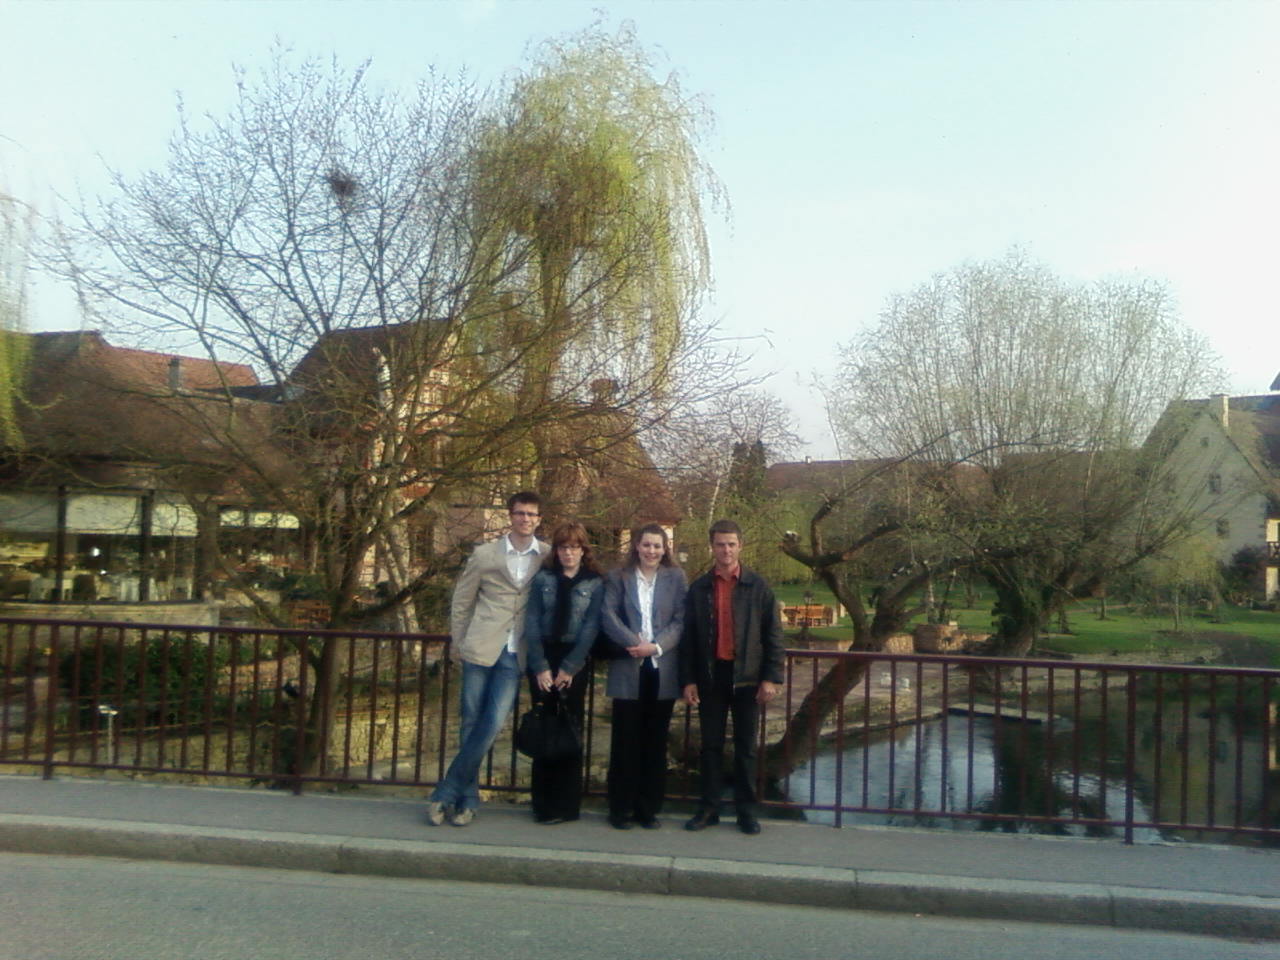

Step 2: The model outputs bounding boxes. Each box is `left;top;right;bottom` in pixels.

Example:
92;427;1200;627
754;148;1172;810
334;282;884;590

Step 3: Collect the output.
678;519;784;835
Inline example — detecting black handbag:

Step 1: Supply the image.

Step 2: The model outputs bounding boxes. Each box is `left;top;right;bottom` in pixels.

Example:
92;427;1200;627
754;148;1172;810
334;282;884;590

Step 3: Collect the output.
514;690;582;761
591;630;627;661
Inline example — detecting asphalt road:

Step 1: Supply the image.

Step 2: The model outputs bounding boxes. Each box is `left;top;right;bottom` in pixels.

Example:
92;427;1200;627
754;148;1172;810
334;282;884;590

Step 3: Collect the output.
2;852;1275;960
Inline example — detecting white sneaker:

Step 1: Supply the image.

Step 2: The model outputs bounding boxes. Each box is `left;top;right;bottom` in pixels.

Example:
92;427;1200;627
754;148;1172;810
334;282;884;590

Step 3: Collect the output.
449;807;475;827
425;800;447;826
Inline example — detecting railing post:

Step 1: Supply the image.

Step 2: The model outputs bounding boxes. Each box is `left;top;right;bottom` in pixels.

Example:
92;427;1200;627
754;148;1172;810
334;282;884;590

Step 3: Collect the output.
1124;671;1137;845
43;624;60;780
293;636;309;795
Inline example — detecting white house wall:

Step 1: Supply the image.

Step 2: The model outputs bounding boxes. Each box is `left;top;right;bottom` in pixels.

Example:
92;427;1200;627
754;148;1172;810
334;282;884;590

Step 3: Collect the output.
1161;410;1270;565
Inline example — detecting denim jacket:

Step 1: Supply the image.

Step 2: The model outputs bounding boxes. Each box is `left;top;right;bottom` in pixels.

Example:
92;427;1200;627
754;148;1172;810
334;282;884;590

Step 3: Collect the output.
523;568;603;677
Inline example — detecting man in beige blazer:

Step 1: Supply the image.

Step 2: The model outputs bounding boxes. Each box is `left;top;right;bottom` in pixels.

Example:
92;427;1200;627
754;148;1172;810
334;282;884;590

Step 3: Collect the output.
427;491;549;826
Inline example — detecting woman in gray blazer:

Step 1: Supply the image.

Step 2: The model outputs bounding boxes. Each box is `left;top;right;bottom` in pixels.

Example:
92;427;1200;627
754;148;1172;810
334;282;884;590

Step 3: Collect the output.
600;523;687;829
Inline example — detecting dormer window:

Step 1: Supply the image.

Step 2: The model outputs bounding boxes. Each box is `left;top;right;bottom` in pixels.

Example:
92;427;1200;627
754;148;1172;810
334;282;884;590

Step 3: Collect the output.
1208;474;1222;494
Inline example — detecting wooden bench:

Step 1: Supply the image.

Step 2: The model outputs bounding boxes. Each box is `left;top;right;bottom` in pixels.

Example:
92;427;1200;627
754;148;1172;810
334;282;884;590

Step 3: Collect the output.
781;604;837;628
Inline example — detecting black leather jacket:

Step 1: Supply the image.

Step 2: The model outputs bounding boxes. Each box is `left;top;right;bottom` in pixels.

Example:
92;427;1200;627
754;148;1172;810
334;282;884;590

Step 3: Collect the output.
678;564;784;690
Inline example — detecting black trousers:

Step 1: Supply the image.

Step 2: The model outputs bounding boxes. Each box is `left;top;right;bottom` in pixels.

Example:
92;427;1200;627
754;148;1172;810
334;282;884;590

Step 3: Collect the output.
527;641;588;822
697;659;760;818
607;660;676;822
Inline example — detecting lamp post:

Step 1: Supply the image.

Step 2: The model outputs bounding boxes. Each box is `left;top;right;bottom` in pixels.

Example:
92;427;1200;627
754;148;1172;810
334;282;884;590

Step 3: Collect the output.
97;704;119;764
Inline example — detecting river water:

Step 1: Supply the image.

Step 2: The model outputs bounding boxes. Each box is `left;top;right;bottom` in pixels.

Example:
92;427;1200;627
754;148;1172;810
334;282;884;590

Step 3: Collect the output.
788;692;1277;846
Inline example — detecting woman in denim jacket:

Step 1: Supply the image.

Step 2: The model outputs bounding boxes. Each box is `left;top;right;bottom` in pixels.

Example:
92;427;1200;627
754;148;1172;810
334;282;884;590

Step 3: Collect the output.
522;521;604;823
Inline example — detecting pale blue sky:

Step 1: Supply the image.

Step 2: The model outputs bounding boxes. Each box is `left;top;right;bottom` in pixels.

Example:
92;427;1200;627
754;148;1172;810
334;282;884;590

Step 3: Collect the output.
3;0;1278;455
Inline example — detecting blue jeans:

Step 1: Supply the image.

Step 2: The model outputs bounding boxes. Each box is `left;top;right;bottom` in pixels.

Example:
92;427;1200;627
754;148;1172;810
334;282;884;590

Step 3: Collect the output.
430;649;521;812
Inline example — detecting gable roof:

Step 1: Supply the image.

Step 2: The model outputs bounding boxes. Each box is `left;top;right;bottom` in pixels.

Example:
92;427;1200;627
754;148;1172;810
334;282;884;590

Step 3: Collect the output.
1150;394;1280;510
11;330;277;481
29;331;258;393
1173;394;1280;476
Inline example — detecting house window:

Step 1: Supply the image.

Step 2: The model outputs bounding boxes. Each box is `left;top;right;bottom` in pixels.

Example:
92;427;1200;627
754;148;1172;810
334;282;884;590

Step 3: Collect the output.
0;490;201;602
1216;518;1230;539
1200;436;1210;448
1208;474;1222;494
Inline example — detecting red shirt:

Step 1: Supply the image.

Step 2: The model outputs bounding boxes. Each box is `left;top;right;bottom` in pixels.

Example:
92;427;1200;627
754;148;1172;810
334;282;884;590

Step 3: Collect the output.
713;564;739;661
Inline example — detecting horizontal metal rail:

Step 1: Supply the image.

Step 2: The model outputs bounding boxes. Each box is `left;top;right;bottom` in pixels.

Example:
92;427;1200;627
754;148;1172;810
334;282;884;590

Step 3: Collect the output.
2;616;1275;844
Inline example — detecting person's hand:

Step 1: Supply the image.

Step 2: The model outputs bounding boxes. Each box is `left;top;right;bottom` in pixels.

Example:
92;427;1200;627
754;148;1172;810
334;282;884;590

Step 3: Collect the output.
628;642;658;658
756;680;779;705
682;683;699;706
553;669;574;690
535;670;553;692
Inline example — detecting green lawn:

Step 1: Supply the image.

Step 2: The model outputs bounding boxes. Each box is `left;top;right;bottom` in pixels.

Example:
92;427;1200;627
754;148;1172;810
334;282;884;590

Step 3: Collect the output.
772;580;1280;665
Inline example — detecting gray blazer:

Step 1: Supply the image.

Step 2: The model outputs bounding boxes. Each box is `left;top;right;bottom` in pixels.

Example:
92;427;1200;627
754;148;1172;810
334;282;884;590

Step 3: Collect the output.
450;535;550;669
600;565;687;700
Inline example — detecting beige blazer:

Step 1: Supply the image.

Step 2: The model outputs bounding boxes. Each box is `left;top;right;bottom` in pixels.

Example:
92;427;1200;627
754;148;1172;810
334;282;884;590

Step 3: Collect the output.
449;534;550;668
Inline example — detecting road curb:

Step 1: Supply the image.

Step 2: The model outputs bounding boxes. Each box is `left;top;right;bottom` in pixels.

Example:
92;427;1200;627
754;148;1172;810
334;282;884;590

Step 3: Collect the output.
2;813;1277;940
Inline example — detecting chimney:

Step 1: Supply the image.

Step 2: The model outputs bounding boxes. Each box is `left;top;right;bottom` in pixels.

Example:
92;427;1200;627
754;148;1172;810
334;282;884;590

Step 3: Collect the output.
1210;393;1229;429
590;378;618;407
168;356;182;392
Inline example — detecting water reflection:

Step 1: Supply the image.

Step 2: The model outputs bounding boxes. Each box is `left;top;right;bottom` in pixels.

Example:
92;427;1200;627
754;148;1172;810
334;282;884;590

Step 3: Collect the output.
789;684;1278;846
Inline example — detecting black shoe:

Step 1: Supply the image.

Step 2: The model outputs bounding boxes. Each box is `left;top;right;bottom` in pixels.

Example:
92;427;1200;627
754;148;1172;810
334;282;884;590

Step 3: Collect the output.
635;816;661;830
684;811;720;831
608;814;633;830
737;816;761;835
537;816;566;825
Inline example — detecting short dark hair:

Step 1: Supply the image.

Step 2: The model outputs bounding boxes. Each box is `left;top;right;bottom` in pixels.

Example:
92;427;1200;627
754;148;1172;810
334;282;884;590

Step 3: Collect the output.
626;523;676;569
708;519;743;542
507;491;541;513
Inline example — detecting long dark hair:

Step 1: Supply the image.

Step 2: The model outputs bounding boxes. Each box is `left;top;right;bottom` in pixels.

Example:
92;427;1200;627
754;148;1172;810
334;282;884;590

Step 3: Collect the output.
626;523;676;569
543;521;600;576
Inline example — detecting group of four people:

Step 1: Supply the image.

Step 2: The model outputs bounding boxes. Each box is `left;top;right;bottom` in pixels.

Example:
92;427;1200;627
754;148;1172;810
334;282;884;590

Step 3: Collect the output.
426;491;784;835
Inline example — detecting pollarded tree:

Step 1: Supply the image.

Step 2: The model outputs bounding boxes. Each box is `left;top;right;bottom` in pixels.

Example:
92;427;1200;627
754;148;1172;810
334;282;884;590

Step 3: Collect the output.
765;454;968;775
827;250;1225;654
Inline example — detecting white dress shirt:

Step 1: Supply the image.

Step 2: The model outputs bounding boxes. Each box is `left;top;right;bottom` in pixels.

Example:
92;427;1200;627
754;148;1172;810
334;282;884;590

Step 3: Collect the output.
504;534;541;652
635;569;662;660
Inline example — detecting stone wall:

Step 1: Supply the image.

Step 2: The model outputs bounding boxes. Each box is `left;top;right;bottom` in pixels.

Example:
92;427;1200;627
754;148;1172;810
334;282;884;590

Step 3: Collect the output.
0;600;218;628
0;600;220;674
882;633;914;654
913;621;990;653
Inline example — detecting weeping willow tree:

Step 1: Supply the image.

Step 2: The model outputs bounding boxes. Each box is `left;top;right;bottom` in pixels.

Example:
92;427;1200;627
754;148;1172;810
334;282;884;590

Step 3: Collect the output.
0;187;32;448
468;23;724;494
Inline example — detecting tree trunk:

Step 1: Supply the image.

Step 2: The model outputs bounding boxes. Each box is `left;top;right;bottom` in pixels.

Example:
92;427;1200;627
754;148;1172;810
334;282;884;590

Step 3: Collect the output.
377;505;421;635
985;575;1043;658
298;635;342;778
763;653;871;779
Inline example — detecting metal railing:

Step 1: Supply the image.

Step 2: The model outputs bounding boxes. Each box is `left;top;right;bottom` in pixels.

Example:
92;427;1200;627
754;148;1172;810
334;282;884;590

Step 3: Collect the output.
2;616;1277;844
768;649;1278;844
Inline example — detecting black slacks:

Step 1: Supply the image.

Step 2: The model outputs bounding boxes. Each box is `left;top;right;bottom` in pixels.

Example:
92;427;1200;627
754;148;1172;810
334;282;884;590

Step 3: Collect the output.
527;641;588;822
607;660;676;822
697;659;760;817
